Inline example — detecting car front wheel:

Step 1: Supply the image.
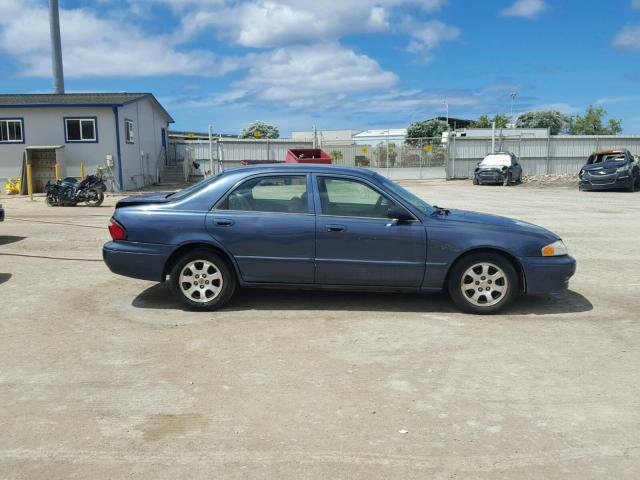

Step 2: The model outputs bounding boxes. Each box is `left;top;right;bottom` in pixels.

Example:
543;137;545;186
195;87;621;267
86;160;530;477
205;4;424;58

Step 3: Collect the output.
448;253;519;314
170;250;236;310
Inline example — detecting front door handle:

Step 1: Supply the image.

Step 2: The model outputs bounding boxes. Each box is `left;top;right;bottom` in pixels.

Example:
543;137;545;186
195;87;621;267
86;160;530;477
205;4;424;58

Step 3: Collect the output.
326;224;346;232
214;218;235;226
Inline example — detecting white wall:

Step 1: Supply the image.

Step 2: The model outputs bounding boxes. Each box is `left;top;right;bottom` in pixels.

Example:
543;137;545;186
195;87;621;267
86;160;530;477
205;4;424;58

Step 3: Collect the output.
0;106;117;183
118;97;169;190
0;100;170;191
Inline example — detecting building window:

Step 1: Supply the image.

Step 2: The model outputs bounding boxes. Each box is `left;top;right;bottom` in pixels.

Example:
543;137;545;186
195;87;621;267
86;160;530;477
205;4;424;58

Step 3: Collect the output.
65;117;97;142
0;118;24;143
125;119;134;143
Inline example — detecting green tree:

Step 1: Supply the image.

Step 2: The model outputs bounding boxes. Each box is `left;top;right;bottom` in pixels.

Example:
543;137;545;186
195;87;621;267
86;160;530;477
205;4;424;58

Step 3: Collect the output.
469;114;511;129
373;142;398;167
406;119;449;146
328;149;343;162
566;106;623;135
239;121;279;139
516;110;567;135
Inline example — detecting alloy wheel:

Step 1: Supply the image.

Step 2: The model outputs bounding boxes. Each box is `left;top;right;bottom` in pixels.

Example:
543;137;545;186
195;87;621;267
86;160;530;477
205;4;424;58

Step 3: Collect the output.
179;260;223;303
460;262;508;307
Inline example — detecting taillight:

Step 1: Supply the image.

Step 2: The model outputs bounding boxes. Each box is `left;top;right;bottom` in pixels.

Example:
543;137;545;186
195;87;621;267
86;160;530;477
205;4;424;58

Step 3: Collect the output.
108;217;127;240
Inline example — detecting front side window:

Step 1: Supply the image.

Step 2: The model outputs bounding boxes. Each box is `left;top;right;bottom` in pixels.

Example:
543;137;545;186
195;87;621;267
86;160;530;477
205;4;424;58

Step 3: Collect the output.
65;118;97;142
223;175;308;214
0;119;23;143
125;119;134;143
318;176;395;218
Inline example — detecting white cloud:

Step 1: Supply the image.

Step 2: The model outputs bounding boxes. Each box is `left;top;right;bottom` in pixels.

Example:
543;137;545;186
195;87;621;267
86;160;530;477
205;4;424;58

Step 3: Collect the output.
530;103;581;115
0;0;226;78
235;43;399;108
500;0;547;19
613;25;640;51
596;95;640;105
407;20;460;55
633;0;640;8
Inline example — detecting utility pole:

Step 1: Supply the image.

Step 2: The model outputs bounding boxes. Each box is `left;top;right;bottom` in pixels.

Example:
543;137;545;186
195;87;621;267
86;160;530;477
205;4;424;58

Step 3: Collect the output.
510;91;517;119
49;0;65;94
443;99;449;127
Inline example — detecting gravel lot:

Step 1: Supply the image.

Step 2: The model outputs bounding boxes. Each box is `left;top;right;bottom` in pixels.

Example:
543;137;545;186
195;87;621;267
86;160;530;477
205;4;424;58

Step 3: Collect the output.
1;180;639;479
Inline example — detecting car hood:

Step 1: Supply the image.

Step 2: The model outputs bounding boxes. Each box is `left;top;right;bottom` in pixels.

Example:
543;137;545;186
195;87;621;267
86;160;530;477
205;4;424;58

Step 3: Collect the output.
582;161;626;172
115;193;171;208
440;209;558;240
476;165;508;171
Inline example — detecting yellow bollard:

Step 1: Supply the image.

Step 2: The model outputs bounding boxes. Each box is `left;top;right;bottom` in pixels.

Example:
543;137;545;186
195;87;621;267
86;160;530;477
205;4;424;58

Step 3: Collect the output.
55;163;60;181
26;164;33;201
80;161;85;180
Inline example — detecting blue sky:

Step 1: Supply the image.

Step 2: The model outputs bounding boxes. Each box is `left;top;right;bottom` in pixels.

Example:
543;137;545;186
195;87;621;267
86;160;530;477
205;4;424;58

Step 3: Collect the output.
1;0;640;135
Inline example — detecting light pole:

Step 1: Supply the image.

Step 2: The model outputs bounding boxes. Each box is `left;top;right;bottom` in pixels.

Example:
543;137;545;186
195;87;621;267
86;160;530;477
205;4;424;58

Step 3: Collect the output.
443;99;449;127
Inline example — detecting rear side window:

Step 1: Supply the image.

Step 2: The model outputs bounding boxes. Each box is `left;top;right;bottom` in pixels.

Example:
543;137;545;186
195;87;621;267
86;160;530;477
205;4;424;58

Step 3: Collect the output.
317;176;395;218
223;175;308;214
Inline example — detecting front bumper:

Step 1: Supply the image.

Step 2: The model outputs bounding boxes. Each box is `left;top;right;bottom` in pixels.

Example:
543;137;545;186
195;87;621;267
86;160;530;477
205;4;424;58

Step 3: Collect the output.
475;172;505;184
579;173;630;190
103;241;172;282
520;255;576;294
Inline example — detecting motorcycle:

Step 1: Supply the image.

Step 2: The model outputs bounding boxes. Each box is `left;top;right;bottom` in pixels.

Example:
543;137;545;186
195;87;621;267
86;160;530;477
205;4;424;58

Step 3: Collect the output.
45;174;106;207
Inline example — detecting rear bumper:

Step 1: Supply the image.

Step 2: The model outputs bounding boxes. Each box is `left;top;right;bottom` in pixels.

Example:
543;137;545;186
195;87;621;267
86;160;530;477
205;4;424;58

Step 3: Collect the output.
103;241;172;282
520;255;576;294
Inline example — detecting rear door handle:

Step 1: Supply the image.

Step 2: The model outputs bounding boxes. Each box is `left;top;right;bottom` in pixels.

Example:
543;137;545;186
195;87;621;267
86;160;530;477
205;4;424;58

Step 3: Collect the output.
326;224;346;232
214;218;235;226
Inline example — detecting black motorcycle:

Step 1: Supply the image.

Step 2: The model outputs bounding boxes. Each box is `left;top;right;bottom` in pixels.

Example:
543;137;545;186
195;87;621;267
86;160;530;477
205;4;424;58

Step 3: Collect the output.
45;174;106;207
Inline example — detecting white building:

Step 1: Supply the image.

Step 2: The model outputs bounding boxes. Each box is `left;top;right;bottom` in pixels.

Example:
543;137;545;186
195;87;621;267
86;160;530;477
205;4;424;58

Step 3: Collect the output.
291;129;362;146
0;93;173;191
450;128;550;138
352;129;407;145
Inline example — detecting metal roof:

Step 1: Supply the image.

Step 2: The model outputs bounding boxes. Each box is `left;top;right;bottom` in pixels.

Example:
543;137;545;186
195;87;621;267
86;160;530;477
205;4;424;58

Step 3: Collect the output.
0;93;174;122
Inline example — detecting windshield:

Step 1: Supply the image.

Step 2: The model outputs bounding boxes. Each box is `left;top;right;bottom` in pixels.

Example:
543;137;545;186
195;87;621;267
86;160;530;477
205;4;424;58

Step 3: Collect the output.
480;154;511;167
588;153;626;165
166;172;223;201
378;175;434;215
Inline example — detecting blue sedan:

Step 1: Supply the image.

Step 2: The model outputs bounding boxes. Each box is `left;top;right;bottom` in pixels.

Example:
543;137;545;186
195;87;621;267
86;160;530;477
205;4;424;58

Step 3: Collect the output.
103;165;576;314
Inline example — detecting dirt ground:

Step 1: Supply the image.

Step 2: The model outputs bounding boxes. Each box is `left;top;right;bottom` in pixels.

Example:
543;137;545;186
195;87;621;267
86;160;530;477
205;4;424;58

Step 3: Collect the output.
1;179;639;479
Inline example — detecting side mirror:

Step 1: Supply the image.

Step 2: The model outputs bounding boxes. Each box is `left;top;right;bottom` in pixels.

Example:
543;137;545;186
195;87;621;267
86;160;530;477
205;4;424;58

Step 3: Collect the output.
386;205;414;223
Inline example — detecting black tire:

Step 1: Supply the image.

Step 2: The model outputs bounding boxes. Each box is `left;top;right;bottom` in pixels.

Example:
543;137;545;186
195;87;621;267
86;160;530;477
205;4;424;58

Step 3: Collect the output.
626;177;635;192
85;188;104;207
170;249;236;311
517;173;523;184
447;252;519;314
502;174;511;186
473;177;479;185
46;193;57;206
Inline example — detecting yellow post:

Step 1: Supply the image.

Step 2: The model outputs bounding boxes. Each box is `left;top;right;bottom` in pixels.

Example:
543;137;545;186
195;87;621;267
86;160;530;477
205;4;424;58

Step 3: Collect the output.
80;161;85;180
26;163;34;201
55;163;60;181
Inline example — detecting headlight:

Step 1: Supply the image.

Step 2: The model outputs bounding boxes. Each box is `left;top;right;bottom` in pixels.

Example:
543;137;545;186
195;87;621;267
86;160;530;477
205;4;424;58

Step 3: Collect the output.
617;165;630;173
579;169;584;177
541;240;568;257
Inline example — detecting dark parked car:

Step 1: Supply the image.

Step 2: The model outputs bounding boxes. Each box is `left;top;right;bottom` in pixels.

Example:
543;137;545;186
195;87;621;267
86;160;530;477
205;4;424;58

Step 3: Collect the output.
579;149;639;192
473;152;523;186
103;165;575;314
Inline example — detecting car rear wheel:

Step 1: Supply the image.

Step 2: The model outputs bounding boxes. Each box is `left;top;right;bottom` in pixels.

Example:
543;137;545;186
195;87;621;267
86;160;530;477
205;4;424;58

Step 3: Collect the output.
448;253;519;314
170;250;236;311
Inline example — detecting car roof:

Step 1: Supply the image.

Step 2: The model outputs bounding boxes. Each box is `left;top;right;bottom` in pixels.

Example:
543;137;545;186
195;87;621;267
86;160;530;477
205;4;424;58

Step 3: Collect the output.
222;163;379;178
592;149;627;155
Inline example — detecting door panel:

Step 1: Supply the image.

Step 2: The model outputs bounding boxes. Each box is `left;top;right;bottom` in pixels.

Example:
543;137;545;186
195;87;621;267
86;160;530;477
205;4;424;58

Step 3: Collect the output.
207;211;315;283
315;216;426;286
313;175;426;287
206;174;315;284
